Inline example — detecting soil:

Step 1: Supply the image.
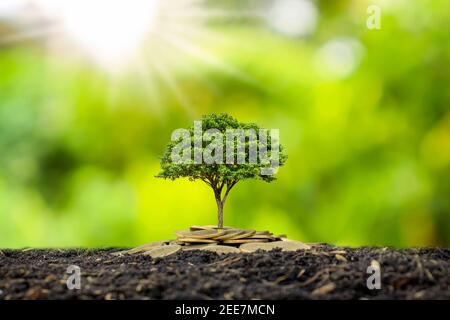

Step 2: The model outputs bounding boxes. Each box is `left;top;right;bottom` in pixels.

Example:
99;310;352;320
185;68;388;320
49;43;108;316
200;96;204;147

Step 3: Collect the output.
0;245;449;300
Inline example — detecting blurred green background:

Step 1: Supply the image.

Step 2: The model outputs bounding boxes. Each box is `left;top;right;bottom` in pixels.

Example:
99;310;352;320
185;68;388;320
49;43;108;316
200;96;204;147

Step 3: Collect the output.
0;0;449;248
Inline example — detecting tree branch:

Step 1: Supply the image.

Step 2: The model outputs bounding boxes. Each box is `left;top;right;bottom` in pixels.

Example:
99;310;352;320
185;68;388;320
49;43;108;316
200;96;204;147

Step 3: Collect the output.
200;178;212;187
222;179;239;203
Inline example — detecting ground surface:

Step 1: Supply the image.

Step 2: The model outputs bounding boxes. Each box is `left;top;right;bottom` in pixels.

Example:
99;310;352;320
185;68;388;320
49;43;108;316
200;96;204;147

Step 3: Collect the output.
0;245;449;300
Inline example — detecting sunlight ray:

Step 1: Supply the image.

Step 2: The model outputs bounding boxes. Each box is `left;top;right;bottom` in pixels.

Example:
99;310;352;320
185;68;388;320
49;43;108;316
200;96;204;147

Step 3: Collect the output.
152;61;195;116
163;22;233;47
133;53;164;114
0;0;265;113
153;41;220;96
160;32;258;85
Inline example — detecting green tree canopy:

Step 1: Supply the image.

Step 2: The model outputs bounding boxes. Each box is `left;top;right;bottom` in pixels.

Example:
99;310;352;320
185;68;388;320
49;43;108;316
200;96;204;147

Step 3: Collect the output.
157;113;287;228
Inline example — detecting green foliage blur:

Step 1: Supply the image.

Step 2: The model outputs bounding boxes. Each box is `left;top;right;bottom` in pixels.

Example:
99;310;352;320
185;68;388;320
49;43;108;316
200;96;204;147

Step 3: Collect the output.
0;0;449;248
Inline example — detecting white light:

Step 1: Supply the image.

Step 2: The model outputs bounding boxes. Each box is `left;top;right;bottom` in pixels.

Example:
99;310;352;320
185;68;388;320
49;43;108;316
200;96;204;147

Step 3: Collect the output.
0;0;28;18
314;37;365;79
268;0;318;37
36;0;159;66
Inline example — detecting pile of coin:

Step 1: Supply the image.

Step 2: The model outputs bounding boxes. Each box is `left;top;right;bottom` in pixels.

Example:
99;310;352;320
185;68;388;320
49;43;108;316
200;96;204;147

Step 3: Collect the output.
175;225;285;246
112;225;311;258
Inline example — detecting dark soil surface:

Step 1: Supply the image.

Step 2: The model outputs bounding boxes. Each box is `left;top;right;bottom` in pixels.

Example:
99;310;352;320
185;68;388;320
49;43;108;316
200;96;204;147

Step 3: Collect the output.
0;245;449;300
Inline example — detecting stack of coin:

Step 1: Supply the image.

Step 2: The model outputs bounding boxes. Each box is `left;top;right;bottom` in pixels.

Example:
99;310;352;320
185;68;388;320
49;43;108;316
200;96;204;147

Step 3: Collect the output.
113;238;311;257
175;226;285;246
112;226;311;258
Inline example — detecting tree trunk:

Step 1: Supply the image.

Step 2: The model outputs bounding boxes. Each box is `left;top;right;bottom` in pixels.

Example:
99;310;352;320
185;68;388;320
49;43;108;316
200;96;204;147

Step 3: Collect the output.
215;193;224;229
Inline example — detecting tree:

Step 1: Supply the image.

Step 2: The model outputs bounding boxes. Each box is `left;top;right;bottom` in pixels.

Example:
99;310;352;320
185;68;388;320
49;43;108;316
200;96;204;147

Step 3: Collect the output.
156;113;287;229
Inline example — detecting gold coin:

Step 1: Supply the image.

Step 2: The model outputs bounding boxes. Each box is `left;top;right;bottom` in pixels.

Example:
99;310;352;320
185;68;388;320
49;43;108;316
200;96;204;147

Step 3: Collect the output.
245;234;276;240
214;229;245;240
223;238;268;244
255;230;272;235
112;240;168;256
193;229;228;239
189;225;233;231
144;244;181;258
189;225;218;231
239;243;272;253
269;240;311;250
176;229;227;239
181;244;215;251
177;237;218;243
189;229;227;239
229;229;256;239
128;241;168;253
202;245;241;254
175;230;194;238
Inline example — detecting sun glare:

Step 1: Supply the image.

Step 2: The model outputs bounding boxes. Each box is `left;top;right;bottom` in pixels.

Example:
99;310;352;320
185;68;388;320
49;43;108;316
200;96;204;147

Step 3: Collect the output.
2;0;261;111
37;0;160;65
